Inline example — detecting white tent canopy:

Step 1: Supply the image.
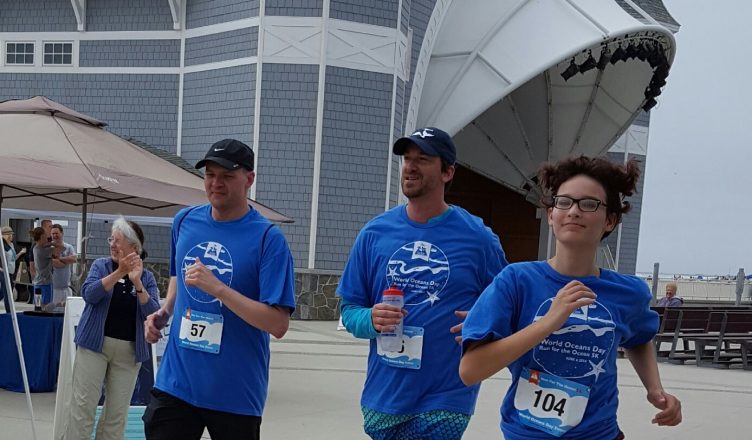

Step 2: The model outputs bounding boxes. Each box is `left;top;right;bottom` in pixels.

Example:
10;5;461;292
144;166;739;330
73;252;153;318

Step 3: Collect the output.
408;0;676;199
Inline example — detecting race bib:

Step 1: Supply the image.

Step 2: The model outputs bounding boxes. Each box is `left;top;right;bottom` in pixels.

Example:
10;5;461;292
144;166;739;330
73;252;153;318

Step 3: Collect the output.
376;326;424;369
177;308;224;354
514;367;590;437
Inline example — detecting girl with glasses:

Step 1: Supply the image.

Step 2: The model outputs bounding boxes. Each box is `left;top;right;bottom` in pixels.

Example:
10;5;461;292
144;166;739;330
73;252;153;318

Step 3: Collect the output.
460;156;681;439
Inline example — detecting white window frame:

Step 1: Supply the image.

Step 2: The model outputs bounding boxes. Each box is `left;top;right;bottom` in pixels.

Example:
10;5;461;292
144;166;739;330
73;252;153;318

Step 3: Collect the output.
42;41;74;66
5;41;35;66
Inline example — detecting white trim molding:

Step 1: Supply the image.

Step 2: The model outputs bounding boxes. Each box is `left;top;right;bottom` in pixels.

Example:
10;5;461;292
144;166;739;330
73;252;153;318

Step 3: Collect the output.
308;1;331;270
70;0;86;32
167;0;183;31
404;0;453;133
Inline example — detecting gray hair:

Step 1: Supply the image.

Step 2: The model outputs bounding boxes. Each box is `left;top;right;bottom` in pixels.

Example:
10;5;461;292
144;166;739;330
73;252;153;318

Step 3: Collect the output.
111;217;142;255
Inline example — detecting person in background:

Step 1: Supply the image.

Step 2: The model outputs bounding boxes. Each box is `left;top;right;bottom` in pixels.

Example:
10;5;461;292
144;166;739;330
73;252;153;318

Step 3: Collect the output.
460;156;681;440
65;217;160;440
1;226;17;312
655;282;683;307
50;223;77;307
31;226;55;306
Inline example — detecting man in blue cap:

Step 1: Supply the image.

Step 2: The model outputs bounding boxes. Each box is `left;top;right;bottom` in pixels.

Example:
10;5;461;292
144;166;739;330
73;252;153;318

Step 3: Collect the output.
143;139;295;440
338;127;509;439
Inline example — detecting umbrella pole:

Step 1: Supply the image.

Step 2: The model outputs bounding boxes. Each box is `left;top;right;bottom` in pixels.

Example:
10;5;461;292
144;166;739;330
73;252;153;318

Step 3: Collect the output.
79;189;88;289
0;222;38;440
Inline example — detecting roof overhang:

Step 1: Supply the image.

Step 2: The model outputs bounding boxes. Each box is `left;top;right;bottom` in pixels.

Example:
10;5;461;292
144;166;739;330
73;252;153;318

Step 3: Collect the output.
407;0;676;201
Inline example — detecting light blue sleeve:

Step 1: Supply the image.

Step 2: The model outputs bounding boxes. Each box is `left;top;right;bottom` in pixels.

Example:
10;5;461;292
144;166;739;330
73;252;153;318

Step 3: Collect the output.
340;299;378;339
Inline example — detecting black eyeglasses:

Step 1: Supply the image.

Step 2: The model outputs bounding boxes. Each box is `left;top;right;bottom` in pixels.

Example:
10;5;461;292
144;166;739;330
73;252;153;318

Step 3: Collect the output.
551;195;604;212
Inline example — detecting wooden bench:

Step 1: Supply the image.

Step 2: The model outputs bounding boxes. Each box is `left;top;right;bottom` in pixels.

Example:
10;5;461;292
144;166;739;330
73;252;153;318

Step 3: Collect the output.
721;337;752;370
684;311;752;368
654;308;716;363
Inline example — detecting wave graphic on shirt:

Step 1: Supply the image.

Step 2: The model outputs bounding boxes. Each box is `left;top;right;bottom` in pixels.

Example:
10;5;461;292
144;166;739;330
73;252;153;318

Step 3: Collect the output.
552;324;615;338
387;260;449;276
386;241;450;307
532;299;616;381
182;241;233;304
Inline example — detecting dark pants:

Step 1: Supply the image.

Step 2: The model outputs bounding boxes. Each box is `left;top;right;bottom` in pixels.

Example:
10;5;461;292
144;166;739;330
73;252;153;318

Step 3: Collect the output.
0;279;10;312
143;389;261;440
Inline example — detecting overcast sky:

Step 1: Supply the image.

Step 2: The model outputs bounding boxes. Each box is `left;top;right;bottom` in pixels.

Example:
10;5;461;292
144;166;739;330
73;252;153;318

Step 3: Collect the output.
635;0;752;275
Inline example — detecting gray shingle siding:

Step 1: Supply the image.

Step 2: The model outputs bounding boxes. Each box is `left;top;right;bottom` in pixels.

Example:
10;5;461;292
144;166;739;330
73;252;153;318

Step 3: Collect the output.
186;0;260;29
86;0;173;31
602;151;647;275
265;0;323;17
79;40;181;68
616;0;680;29
257;64;318;267
0;0;76;32
633;110;650;127
329;0;399;28
185;28;258;66
401;0;411;34
316;67;393;270
85;221;171;262
404;0;438;118
181;65;256;164
0;73;178;152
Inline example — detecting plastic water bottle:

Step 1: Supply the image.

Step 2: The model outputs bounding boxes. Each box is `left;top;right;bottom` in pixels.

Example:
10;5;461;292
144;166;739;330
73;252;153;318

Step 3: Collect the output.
379;286;404;352
33;287;42;312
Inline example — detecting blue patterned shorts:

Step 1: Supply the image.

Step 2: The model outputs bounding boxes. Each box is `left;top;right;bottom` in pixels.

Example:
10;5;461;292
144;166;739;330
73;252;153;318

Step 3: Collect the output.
362;406;471;440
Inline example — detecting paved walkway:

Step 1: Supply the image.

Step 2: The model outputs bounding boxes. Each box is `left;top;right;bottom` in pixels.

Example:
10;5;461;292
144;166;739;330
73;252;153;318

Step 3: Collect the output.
1;316;751;439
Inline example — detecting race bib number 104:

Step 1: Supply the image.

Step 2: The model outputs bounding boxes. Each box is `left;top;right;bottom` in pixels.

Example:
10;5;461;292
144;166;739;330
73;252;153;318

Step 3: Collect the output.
514;367;590;437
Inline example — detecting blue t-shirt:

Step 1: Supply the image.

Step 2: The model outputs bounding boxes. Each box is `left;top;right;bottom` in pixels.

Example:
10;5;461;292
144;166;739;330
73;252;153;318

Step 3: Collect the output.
337;205;508;415
462;261;659;439
155;204;296;416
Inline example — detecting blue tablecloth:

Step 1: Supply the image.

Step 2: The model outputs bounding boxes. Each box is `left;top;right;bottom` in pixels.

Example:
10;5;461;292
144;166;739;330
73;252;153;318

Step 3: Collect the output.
0;313;63;392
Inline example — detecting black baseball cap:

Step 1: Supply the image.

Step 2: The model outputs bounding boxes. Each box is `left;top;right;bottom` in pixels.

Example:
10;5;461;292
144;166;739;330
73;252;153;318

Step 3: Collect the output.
392;127;456;165
195;139;254;171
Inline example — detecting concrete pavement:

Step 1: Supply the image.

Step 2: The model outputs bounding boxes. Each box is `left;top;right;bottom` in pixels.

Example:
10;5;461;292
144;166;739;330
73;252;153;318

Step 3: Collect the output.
1;317;751;439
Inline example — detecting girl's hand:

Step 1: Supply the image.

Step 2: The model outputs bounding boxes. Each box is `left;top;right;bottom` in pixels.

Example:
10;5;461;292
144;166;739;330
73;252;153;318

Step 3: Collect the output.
541;281;596;332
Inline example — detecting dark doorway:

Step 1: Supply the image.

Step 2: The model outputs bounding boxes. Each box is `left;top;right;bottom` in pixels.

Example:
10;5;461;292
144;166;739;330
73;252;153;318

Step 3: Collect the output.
446;165;540;263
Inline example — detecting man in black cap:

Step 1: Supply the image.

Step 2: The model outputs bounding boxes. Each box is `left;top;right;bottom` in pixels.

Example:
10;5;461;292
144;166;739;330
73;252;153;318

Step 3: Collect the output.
143;139;296;440
337;127;509;439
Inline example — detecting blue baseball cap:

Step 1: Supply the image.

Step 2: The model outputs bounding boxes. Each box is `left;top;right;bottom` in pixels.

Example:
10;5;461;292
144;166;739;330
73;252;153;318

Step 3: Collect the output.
392;127;456;165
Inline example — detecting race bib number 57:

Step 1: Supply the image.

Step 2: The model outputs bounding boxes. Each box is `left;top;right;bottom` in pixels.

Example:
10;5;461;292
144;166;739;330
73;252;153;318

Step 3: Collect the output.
514;367;590;437
178;308;224;354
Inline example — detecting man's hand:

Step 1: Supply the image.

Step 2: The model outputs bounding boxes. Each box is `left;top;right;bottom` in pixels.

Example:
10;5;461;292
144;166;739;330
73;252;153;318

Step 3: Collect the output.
184;258;226;298
371;303;407;333
648;389;682;426
144;309;170;343
450;310;468;344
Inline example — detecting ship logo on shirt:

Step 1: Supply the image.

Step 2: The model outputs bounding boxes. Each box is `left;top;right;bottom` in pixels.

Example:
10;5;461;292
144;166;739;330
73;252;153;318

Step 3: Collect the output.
386;241;449;307
182;241;233;304
532;298;615;382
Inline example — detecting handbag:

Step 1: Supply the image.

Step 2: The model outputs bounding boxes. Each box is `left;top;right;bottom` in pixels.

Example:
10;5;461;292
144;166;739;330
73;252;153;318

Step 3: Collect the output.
15;260;30;284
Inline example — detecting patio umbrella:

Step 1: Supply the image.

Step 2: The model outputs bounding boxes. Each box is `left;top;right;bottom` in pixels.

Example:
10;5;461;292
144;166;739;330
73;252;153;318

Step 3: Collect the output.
0;96;293;264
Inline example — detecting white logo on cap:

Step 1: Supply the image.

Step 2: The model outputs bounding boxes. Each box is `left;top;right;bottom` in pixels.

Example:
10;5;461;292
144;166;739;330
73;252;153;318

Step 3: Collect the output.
214;147;226;152
412;128;434;139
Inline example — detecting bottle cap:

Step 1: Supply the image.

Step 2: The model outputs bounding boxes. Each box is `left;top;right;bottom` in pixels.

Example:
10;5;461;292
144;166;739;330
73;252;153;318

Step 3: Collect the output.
383;285;403;296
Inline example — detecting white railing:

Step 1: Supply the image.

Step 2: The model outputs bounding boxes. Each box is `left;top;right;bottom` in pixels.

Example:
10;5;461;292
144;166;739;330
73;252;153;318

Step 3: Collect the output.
596;245;616;270
648;279;752;303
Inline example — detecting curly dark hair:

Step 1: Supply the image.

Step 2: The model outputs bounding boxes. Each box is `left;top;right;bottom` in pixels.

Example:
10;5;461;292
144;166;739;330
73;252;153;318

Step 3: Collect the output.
538;156;641;239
